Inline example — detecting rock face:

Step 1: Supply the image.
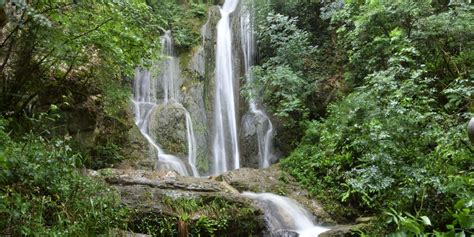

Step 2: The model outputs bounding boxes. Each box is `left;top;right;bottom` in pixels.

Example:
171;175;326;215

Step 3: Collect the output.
239;112;260;168
148;103;188;156
115;120;155;171
128;1;277;173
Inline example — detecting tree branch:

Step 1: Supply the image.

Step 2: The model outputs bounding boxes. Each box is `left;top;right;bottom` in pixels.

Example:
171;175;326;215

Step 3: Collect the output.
64;18;113;44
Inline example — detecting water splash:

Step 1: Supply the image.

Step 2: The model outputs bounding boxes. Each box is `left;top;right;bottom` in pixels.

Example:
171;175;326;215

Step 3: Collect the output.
242;192;330;236
240;1;274;168
212;0;241;175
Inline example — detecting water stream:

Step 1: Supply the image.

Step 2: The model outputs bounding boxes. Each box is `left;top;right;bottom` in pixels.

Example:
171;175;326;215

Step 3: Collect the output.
243;192;330;236
211;0;241;175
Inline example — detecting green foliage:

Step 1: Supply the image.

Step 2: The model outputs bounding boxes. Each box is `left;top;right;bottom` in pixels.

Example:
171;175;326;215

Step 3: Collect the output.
0;118;128;235
245;10;317;130
443;199;474;236
101;77;132;120
280;0;474;234
0;0;161;128
385;198;473;236
147;0;209;51
246;64;309;129
256;12;315;71
249;1;345;141
385;208;433;236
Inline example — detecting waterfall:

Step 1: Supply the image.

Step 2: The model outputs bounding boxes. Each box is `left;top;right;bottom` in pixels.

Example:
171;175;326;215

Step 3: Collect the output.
212;0;241;175
242;192;330;236
132;31;199;177
132;69;189;176
240;1;275;168
160;32;179;103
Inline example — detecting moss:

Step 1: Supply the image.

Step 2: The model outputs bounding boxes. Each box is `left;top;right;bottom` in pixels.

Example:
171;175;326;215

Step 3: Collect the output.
196;151;209;174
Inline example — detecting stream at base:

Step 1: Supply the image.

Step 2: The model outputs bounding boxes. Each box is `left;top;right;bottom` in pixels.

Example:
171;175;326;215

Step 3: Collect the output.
243;192;330;236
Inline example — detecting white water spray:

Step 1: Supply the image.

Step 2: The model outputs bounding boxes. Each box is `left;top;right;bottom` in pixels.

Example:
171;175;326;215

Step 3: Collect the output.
240;2;274;168
243;192;330;236
212;0;241;175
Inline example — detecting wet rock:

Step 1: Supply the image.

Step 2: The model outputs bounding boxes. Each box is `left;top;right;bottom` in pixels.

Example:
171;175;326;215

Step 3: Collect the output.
115;112;155;170
240;112;260;168
355;216;376;224
181;77;211;174
109;229;152;237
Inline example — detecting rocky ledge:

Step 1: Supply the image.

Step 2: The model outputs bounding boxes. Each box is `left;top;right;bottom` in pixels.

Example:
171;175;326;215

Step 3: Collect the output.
87;165;366;236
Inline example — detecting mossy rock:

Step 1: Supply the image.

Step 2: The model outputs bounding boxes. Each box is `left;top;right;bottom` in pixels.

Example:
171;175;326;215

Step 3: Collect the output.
148;103;188;156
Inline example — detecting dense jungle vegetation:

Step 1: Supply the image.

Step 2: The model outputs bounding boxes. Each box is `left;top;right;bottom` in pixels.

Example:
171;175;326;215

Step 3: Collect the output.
251;0;473;235
0;0;473;236
0;0;212;235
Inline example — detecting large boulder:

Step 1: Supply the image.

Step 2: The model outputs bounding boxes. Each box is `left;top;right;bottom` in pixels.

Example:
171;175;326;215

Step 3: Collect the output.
115;118;155;171
148;103;188;156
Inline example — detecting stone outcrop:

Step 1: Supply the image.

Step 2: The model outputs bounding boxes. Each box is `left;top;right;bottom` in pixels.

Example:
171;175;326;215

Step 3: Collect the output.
239;112;260;168
87;164;376;236
217;165;336;225
89;168;266;236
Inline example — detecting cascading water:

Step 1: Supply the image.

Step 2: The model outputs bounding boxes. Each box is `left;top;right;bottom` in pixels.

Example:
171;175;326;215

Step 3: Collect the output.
160;32;178;103
131;2;331;234
212;0;241;175
240;1;275;168
132;31;199;177
243;192;330;236
182;105;199;176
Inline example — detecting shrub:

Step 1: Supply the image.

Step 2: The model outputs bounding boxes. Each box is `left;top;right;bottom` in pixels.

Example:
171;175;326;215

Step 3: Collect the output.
0;118;128;235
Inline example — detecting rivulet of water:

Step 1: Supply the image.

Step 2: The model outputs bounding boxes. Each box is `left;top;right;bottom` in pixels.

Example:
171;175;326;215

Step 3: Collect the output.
242;192;330;236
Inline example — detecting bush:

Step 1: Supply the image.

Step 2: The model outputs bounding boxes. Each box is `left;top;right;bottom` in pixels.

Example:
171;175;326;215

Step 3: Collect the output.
0;119;128;235
281;38;473;234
